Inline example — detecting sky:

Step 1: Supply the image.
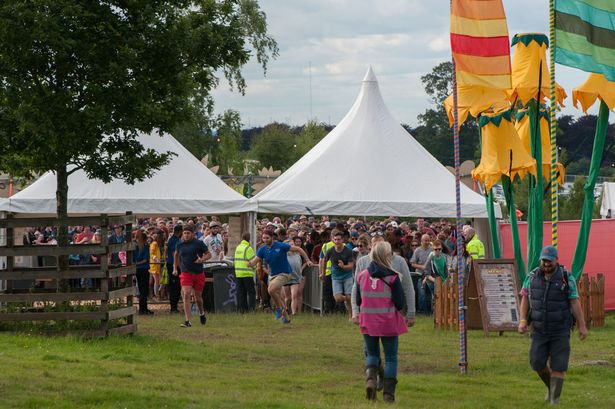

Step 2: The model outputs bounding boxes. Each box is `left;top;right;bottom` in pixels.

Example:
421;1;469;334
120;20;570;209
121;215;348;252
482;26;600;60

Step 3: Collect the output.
211;0;598;129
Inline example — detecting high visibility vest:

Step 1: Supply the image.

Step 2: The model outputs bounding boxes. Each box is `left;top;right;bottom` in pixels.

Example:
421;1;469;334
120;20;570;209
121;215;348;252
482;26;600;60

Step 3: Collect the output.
467;235;485;260
234;240;255;278
357;270;407;337
321;241;334;276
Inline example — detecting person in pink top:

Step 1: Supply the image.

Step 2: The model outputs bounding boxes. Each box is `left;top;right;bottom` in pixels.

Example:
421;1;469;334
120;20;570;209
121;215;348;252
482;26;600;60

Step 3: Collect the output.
352;241;407;403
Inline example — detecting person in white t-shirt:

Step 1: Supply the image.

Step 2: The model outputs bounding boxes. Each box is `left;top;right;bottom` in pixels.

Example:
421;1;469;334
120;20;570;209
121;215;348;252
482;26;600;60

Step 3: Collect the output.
203;221;224;261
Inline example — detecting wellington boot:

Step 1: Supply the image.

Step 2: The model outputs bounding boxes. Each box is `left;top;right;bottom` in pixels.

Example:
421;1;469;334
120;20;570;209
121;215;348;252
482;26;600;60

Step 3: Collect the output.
537;369;551;402
365;366;378;401
377;364;384;391
549;377;564;405
383;378;397;403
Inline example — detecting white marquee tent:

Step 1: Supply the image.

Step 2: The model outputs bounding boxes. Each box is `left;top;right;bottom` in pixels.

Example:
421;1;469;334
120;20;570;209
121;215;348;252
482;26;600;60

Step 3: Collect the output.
600;182;615;219
252;67;498;218
0;132;255;216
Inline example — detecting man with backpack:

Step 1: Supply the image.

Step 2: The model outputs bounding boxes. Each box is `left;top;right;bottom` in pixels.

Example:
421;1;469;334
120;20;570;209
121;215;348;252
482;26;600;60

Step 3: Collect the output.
518;245;587;404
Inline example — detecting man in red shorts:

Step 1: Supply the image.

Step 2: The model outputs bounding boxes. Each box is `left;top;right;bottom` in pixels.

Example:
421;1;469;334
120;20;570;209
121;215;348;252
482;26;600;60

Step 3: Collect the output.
173;224;211;327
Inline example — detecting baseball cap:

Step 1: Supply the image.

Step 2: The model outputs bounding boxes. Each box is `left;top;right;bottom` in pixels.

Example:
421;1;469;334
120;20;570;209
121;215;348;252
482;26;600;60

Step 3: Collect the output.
209;221;221;228
350;231;360;238
182;224;195;232
539;245;558;261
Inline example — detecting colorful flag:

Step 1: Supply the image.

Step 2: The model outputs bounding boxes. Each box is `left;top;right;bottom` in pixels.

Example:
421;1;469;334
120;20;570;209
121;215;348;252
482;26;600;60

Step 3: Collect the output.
555;0;615;81
450;0;512;90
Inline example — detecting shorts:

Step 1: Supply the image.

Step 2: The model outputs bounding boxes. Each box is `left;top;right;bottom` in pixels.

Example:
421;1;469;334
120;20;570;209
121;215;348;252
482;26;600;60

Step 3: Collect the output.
269;273;293;287
286;269;303;286
332;277;353;296
529;331;571;372
180;272;206;292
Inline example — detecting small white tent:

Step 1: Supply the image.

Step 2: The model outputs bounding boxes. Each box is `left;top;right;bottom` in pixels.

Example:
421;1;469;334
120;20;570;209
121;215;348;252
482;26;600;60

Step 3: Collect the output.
253;67;498;218
0;132;255;216
600;182;615;218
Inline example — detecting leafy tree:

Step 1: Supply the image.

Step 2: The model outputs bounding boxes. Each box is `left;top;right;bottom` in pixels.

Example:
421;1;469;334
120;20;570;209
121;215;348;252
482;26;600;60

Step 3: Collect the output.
0;1;277;283
249;122;297;171
212;110;244;175
413;61;479;166
295;121;328;157
0;0;277;220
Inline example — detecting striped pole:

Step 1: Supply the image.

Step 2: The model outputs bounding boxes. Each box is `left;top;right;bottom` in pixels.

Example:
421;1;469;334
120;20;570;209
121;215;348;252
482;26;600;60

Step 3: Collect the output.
451;59;468;375
549;0;558;247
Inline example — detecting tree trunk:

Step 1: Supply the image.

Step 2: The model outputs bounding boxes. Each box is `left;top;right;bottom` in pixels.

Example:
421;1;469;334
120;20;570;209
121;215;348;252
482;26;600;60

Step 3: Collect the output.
56;166;69;293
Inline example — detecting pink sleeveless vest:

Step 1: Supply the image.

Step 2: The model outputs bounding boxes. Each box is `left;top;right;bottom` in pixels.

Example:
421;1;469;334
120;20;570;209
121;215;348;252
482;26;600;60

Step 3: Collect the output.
358;269;408;337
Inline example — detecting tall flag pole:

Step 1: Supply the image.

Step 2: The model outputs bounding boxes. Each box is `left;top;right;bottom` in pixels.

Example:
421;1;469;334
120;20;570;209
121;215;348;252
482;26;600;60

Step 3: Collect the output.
451;47;468;376
549;0;559;248
450;0;512;373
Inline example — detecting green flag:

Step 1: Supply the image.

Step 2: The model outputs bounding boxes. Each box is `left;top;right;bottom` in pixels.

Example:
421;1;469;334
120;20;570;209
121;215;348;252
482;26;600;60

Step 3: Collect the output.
555;0;615;81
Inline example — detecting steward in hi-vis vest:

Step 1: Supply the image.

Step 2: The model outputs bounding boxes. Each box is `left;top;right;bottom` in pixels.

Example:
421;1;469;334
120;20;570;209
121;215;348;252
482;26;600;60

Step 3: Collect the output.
234;233;256;313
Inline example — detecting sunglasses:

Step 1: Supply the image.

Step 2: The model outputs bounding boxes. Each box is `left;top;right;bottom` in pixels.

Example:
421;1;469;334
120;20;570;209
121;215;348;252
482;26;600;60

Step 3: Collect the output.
370;231;384;237
358;244;366;248
411;244;419;247
434;248;442;251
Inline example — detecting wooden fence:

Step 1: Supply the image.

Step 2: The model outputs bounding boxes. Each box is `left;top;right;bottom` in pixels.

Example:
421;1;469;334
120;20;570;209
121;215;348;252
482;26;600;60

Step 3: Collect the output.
434;274;459;330
0;213;137;337
577;273;606;328
434;270;606;331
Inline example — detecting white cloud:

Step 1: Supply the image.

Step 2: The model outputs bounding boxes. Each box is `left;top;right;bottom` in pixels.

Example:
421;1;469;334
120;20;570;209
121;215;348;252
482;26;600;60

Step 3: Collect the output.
211;0;594;128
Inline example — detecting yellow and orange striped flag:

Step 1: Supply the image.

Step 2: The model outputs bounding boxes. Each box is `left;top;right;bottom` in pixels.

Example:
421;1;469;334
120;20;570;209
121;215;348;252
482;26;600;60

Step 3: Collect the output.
450;0;511;91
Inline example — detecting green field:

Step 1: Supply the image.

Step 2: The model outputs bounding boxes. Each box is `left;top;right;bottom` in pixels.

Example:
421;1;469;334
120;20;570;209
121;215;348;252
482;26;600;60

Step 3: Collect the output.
0;312;614;409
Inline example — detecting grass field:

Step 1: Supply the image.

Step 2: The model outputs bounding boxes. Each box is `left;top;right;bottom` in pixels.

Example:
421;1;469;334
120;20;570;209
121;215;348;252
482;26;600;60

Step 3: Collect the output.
0;311;614;409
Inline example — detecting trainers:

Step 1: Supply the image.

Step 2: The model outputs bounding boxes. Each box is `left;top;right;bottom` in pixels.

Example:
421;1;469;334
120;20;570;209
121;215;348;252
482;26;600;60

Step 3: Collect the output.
200;313;207;325
274;307;282;320
181;320;192;328
281;316;291;324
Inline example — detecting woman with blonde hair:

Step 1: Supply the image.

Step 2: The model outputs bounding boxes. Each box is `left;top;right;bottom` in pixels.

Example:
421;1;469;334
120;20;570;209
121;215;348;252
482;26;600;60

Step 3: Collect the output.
353;241;406;403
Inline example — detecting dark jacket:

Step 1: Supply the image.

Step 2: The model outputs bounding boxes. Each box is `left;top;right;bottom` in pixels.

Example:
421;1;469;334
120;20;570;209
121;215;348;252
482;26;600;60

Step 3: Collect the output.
528;265;573;334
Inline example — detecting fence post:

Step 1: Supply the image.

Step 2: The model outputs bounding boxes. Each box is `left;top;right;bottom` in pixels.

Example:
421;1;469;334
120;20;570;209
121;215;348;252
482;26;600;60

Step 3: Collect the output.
125;212;135;328
591;273;605;328
434;277;442;329
100;214;109;335
579;274;591;329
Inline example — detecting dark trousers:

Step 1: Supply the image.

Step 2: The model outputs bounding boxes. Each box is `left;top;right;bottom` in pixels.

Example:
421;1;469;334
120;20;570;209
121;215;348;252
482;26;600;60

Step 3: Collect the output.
258;275;270;309
136;268;150;313
236;276;256;313
167;263;181;311
322;275;336;314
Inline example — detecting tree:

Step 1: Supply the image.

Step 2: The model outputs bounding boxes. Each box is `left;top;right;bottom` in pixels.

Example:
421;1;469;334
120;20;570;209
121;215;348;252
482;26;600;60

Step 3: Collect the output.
0;1;277;283
249;122;297;171
295;121;328;157
212;110;244;175
413;61;479;166
0;0;277;217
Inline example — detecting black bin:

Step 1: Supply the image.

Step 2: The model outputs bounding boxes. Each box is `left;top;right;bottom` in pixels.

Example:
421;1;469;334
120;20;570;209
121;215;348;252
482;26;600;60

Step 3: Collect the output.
202;262;237;313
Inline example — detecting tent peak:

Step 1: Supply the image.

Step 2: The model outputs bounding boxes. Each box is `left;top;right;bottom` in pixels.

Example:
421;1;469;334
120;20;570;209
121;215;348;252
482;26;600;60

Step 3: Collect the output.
362;66;378;83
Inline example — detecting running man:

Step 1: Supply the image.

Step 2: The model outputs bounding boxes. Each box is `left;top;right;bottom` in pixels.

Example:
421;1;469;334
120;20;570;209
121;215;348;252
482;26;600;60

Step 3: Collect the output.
248;229;312;324
173;224;211;327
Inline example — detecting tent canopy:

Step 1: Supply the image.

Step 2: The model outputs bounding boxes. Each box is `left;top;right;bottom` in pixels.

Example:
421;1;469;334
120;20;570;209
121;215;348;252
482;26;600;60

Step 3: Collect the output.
253;67;498;218
0;132;255;216
601;182;615;219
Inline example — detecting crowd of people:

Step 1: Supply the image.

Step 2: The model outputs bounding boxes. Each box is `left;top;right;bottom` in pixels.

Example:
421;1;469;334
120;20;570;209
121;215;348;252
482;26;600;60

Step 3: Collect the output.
19;214;587;404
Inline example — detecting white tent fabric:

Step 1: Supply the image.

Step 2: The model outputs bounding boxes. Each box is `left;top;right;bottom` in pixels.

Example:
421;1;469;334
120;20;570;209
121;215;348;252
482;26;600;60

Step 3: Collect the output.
0;132;255;215
600;182;615;218
253;67;498;218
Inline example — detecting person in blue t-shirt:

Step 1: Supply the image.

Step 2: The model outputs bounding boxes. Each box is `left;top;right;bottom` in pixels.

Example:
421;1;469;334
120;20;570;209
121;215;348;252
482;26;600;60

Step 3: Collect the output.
249;229;312;324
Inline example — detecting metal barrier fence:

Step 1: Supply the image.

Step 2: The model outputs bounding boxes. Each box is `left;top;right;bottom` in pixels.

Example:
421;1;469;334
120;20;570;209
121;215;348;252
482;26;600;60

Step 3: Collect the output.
302;266;322;313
